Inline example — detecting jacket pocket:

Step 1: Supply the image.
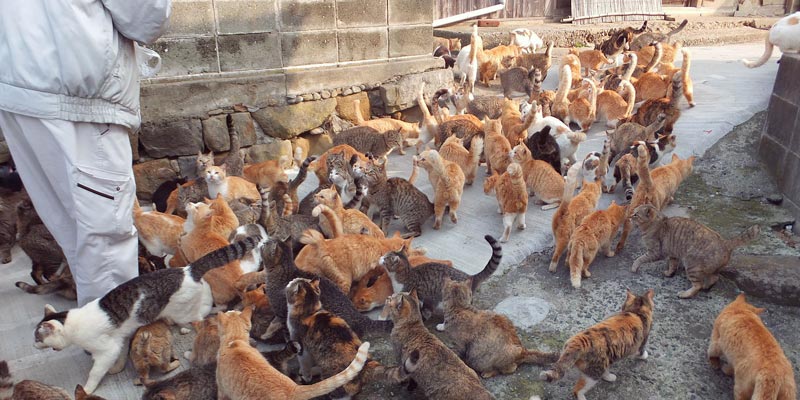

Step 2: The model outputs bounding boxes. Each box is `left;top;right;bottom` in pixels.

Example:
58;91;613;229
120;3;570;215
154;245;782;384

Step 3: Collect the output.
75;166;135;238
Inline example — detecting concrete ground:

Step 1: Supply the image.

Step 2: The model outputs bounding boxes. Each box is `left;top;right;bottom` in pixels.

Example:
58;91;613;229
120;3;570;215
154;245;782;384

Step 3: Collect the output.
2;42;798;399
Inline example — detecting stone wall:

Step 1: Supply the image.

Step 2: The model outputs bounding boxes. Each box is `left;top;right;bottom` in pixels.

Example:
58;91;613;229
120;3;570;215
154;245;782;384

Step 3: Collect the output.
759;53;800;227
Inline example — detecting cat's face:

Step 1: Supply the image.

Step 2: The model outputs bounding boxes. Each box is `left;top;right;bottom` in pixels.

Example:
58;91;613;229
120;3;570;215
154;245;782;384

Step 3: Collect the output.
285;278;321;313
314;188;339;207
357;159;386;186
34;304;69;350
416;150;438;171
196;152;214;173
205;166;225;184
327;154;349;186
378;250;407;273
631;204;659;227
622;289;655;314
379;291;421;322
386;130;403;150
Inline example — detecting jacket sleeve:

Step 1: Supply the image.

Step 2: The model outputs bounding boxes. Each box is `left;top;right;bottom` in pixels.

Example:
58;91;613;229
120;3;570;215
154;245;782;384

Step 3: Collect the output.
101;0;172;44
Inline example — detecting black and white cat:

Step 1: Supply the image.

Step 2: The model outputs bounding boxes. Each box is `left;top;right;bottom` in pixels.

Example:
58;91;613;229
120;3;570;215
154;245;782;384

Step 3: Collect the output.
32;236;263;394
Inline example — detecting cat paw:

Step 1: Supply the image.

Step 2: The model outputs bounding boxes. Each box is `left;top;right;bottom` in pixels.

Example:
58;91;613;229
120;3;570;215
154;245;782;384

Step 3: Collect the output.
1;257;11;264
517;224;526;230
184;351;193;360
433;222;441;230
678;290;696;299
450;214;458;224
601;371;617;382
663;270;676;277
637;350;649;360
166;360;181;372
548;262;558;273
435;323;446;332
605;251;615;257
180;327;192;335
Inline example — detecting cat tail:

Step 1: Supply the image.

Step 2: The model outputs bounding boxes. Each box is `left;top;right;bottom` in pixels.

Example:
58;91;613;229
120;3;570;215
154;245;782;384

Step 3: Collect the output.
0;360;13;397
188;236;264;281
667;19;688;38
566;131;587;145
634;144;653;187
299;229;326;246
567;239;584;288
345;177;365;209
312;204;344;238
517;348;560;366
469;136;484;166
470;235;503;291
538;343;583;382
751;374;785;400
725;225;760;251
353;99;367;124
561;165;580;205
742;34;773;68
290;156;316;192
133;198;144;217
292;342;370;400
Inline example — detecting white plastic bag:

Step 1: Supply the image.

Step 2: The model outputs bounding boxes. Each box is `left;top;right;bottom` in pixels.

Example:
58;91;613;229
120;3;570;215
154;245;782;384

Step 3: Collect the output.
134;43;162;78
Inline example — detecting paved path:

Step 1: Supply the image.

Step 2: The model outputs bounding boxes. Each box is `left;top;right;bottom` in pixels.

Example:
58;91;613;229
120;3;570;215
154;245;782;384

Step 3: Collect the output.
0;42;781;399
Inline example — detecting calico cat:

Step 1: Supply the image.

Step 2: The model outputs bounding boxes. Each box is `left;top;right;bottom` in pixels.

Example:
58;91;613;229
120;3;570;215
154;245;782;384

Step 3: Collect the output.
483;163;528;242
540;289;655;400
286;278;383;398
313;188;383;238
0;361;71;399
549;166;602;272
526;126;561;174
510;143;564;210
141;363;217;400
742;12;800;68
356;158;434;238
630;204;760;298
439;278;559;377
130;321;180;386
415;150;466;230
380;291;495;400
242;158;290;190
350;266;394;312
216;307;371;400
439;135;483;185
629;73;683;134
378;235;502;319
708;294;796;399
134;198;184;258
566;201;627;288
295;229;412;294
222;113;244;176
483;117;513;176
31;237;261;394
333;126;403;159
205;165;260;206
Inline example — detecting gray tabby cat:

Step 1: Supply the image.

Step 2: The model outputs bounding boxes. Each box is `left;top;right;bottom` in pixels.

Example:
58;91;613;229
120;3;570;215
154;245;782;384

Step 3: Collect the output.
260;188;319;253
141;363;217;400
499;66;537;99
332;126;402;159
221;113;244;177
32;236;263;394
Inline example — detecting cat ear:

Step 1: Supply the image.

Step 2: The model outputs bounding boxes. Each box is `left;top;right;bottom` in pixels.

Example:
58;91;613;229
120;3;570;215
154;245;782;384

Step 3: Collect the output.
408;288;420;303
241;305;254;323
645;289;655;302
310;278;321;291
753;307;766;315
44;304;57;317
220;163;227;172
74;385;87;399
625;289;635;304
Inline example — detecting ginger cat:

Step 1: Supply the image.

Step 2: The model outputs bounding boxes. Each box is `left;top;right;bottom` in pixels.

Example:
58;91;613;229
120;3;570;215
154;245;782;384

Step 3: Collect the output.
566;201;627;288
551;65;572;121
130;321;180;386
216;307;371;400
415;150;466;230
565;78;598;132
510;143;564;210
571;48;613;76
549;165;602;272
597;80;635;128
133;199;184;257
353;99;419;155
294;229;412;293
708;294;796;400
242;157;289;189
483;163;528;243
186;315;219;367
500;98;523;138
349;266;394;312
561;53;582;88
203;194;240;240
635;47;694;106
483;117;513;176
439;135;483;185
416;82;440;153
313;188;383;238
479;44;521;85
205;165;260;205
540;289;654;400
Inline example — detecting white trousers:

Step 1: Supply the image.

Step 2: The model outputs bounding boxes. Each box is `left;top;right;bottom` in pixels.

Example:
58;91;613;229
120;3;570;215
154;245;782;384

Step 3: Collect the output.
0;111;138;306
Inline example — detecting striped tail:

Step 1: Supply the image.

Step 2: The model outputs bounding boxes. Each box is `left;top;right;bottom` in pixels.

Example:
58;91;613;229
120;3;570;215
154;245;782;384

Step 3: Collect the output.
188;236;263;281
539;345;582;382
0;360;12;398
470;235;502;291
726;225;760;251
290;156;315;192
345;177;365;209
353;99;366;124
292;342;370;400
517;348;560;366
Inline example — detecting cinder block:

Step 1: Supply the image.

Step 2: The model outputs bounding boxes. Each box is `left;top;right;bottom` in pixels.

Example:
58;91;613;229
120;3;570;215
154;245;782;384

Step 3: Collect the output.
388;0;433;25
765;94;799;147
150;37;218;77
163;0;215;37
774;54;800;107
218;33;282;71
216;0;278;34
758;134;787;181
336;0;387;28
338;28;388;62
281;31;338;67
389;25;432;58
280;0;335;31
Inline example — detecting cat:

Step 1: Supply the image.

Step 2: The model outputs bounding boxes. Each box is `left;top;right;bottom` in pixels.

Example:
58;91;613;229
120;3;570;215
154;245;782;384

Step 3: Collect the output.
510;143;564;210
635;47;694;106
597;80;635;128
309;144;370;184
555;130;588;166
130;320;180;386
295;228;412;294
378;235;502;319
505;110;536;147
630;204;760;298
607;113;667;161
439;135;483;185
599;21;647;57
483;163;528;242
152;178;187;212
242;158;290;190
636;41;680;70
629;19;688;51
526;126;562;174
349;266;394;312
499;67;537;99
615;146;694;253
379;291;495;400
708;294;796;399
509;28;543;53
286;278;383;397
356;157;434;238
415;149;466;230
141;363;217;400
742;12;800;68
73;385;107;400
522;99;571;137
266;155;314;216
629;72;683;134
216;307;371;400
242;283;274;340
609;134;677;198
260;188;319;253
439;278;559;377
178;201;230;263
221;113;244;176
31;237;261;394
185;315;220;367
134;198;184;258
313;188;383;238
549;165;602;272
0;360;71;399
565;78;598;132
561;53;582;89
483;117;513;176
165;178;208;217
433;37;462;53
353;99;418;155
479;45;520;86
512;42;554;80
551;64;572;121
571;48;614;76
603;52;638;90
540;289;654;400
434;115;484;150
205;165;260;206
333;125;403;159
566;201;627;288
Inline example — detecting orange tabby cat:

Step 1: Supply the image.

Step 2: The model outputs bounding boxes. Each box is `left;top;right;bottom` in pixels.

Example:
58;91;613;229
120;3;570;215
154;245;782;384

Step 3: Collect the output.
551;64;572;121
500;98;523;136
549;166;602;272
349;266;394;312
205;165;260;205
479;45;521;85
186;315;220;366
439;135;483;185
354;99;419;154
561;53;582;88
571;48;614;76
313;189;383;238
483;117;513;175
242;157;289;189
708;294;796;400
216;307;371;400
510;143;564;210
203;194;240;239
133;199;184;257
415;149;466;230
566;201;627;288
597;80;635;128
565;78;598;132
483;163;528;242
295;229;412;293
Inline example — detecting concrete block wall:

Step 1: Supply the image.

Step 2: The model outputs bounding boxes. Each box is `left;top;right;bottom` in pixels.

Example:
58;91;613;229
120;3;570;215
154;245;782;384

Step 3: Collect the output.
759;53;800;225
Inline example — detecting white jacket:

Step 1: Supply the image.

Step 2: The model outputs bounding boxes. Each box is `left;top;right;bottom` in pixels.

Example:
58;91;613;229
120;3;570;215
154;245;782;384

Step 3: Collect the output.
0;0;171;130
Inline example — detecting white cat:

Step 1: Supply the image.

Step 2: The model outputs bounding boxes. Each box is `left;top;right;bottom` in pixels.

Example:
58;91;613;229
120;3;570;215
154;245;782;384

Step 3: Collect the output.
521;101;572;137
510;28;543;54
742;12;800;68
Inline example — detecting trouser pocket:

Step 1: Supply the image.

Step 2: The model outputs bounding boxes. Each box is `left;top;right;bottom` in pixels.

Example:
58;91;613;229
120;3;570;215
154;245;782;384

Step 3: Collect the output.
75;166;135;238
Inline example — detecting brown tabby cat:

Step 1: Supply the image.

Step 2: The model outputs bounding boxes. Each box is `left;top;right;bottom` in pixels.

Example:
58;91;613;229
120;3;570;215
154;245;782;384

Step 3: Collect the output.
439;135;483;185
313;188;383;238
333;125;403;159
186;315;219;367
509;143;563;210
708;294;796;400
140;364;217;400
350;266;394;312
130;321;180;385
133;199;184;258
630;204;760;298
549;166;602;272
483;163;528;242
205;165;260;206
513;42;554;80
216;307;371;400
540;289;654;400
483;117;513;175
353;99;419;155
165;178;208;217
308;144;369;184
259;188;319;253
607;113;667;161
434;115;484;150
222;113;244;176
415;150;466;230
0;361;71;400
566;201;627;288
439;278;559;377
499;67;537;99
